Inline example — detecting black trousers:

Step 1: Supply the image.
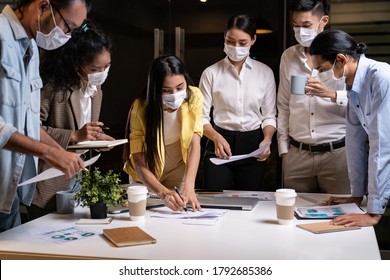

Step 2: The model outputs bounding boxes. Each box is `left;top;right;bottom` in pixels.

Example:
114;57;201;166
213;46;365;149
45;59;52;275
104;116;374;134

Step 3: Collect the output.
203;126;266;191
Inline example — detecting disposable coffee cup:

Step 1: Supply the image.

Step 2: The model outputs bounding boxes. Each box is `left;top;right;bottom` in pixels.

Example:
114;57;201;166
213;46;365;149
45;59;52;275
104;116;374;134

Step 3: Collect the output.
56;190;79;214
275;188;297;225
291;75;307;95
127;185;148;221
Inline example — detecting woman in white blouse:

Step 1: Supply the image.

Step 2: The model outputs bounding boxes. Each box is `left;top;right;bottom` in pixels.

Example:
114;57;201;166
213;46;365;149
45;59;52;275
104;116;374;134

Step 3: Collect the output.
199;14;277;191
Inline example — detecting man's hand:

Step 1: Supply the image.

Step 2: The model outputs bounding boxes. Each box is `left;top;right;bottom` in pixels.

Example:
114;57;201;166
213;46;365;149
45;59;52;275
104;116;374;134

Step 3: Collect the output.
331;213;381;227
43;147;85;178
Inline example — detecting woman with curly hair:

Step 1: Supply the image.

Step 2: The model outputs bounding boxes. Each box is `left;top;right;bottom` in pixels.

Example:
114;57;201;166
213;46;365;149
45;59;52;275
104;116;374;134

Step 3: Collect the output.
26;21;114;219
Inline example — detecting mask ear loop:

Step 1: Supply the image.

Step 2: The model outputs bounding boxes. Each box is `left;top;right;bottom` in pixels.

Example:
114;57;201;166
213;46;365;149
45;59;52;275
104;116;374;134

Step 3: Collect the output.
38;4;57;32
333;56;347;80
49;4;58;27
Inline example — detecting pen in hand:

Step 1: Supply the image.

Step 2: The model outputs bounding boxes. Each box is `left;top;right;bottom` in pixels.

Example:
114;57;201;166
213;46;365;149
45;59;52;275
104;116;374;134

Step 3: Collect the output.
174;186;188;213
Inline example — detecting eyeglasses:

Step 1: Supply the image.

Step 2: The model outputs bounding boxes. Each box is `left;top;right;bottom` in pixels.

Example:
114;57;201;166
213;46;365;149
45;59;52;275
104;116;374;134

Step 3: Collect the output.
51;3;73;34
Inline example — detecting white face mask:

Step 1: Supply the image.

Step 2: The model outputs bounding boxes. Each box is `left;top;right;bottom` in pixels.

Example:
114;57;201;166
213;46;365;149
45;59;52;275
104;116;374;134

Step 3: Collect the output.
87;66;110;86
36;4;71;50
318;60;346;91
223;43;250;62
162;88;187;110
293;18;323;47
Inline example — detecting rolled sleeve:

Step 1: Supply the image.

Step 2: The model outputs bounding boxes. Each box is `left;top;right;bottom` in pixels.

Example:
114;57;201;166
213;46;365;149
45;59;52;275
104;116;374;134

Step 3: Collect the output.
0;116;17;148
129;100;146;154
276;52;291;155
261;69;277;130
191;87;204;137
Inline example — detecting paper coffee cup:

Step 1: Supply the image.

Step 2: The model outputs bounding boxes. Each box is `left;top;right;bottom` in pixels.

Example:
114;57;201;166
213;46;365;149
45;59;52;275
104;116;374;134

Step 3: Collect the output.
291;75;307;95
127;185;148;221
275;189;297;225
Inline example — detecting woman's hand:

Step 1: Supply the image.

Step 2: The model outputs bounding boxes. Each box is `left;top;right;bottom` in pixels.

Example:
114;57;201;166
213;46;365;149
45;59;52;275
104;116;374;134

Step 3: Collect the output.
256;140;271;161
70;122;105;142
213;133;231;159
160;189;187;212
181;184;201;211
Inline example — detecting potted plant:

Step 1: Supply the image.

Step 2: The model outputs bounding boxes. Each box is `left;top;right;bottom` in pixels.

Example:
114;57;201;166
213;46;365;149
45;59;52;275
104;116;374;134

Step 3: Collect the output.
74;167;124;219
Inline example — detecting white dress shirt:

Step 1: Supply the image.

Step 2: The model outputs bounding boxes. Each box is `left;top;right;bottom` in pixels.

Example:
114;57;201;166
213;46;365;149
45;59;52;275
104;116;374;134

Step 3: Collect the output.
79;85;96;127
277;44;348;155
200;56;276;132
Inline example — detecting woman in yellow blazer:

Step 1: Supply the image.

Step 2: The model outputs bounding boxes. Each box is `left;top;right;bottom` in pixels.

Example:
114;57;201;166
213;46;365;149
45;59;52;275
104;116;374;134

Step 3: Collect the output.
123;55;203;211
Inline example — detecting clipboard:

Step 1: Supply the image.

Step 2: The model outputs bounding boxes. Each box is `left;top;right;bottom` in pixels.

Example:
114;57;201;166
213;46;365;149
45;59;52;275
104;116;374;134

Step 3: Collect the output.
67;139;128;150
103;226;156;247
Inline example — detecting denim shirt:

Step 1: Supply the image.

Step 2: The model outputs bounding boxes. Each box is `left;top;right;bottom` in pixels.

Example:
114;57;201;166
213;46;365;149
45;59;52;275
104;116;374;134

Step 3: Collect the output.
346;55;390;214
0;6;42;213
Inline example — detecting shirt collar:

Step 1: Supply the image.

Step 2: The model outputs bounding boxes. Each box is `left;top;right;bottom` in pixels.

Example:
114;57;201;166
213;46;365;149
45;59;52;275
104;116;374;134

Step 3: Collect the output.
295;44;308;64
351;54;367;93
222;56;253;71
2;5;29;41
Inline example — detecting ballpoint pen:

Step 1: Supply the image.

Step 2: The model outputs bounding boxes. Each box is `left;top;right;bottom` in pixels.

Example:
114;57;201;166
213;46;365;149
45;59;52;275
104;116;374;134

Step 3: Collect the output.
174;186;188;213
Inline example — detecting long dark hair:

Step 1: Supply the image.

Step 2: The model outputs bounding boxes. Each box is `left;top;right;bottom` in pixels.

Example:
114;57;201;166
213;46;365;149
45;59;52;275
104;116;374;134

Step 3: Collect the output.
310;29;368;62
123;55;194;177
40;20;113;92
225;14;256;39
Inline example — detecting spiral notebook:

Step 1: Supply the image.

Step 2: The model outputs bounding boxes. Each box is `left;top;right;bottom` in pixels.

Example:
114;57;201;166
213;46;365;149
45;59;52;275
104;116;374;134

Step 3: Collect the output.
103;226;156;247
297;221;361;234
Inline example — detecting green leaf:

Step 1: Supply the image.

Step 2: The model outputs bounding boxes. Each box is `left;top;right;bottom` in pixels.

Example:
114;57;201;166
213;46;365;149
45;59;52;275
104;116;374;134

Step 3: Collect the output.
73;167;124;207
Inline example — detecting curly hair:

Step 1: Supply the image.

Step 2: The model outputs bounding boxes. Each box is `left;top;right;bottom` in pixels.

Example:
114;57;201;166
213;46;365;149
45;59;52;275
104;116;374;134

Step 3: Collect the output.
39;20;113;92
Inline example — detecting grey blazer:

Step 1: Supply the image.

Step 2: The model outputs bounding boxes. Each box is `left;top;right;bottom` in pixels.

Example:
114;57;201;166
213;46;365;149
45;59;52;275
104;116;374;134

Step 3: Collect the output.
32;85;103;210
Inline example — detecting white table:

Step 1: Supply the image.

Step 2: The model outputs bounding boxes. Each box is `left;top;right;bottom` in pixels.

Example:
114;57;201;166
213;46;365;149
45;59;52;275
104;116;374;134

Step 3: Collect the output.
0;193;381;259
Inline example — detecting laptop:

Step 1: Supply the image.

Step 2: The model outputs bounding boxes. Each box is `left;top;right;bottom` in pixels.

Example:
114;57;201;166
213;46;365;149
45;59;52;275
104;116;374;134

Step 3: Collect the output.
108;194;259;213
196;195;259;211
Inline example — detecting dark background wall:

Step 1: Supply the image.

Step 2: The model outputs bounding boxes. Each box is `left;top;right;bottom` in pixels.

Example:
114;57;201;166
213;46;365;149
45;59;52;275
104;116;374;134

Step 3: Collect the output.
2;0;386;188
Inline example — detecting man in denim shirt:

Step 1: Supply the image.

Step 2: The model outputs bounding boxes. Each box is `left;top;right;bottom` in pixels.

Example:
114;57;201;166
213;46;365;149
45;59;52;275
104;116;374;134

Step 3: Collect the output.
0;0;90;232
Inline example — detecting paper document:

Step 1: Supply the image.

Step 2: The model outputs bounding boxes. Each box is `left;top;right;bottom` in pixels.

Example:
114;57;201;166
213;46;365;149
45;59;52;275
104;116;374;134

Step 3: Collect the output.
35;227;98;244
17;154;101;186
67;139;128;150
210;142;271;165
151;207;227;222
295;203;364;219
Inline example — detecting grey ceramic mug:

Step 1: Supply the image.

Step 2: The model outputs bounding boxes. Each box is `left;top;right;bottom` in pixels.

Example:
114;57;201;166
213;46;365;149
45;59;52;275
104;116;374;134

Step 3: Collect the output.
56;191;79;214
291;75;307;95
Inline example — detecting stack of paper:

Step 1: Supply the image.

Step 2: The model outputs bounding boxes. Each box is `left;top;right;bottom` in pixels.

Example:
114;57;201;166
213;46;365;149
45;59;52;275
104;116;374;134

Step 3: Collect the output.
151;207;227;225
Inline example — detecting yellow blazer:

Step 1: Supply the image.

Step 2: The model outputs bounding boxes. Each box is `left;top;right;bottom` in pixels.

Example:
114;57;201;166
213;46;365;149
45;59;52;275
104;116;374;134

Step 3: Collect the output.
124;86;203;181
